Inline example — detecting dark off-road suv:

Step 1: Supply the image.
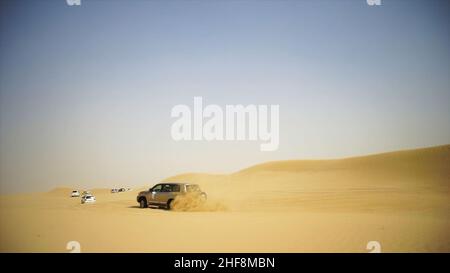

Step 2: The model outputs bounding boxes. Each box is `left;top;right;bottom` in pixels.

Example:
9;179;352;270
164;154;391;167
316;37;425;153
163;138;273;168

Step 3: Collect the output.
137;183;207;210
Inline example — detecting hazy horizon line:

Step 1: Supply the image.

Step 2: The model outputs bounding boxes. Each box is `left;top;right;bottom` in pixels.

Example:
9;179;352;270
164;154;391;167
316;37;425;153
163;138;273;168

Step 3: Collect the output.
1;142;448;195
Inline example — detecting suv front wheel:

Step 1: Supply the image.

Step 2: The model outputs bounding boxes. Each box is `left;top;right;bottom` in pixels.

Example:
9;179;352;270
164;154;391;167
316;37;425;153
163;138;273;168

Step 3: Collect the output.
139;198;148;208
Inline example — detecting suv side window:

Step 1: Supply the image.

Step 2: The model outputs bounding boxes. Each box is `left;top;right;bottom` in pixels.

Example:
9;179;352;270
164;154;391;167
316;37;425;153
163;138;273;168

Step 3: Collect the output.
172;184;180;192
186;184;200;192
151;184;162;192
161;184;173;192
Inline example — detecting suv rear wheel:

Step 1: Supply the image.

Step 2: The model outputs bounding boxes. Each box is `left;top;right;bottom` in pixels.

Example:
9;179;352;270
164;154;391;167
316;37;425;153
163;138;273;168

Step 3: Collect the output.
166;199;173;210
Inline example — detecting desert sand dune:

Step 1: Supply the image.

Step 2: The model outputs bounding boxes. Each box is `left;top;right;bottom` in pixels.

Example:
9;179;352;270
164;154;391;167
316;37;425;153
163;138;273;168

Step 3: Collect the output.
0;145;449;252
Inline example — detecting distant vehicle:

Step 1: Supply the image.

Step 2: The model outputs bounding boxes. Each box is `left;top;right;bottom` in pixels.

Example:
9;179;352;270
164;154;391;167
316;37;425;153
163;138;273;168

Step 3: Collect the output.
112;188;131;193
81;191;91;197
81;194;96;204
137;183;207;210
71;190;80;197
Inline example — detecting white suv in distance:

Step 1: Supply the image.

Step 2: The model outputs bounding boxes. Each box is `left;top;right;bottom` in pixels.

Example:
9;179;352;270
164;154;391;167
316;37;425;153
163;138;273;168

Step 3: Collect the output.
71;190;80;197
81;194;96;204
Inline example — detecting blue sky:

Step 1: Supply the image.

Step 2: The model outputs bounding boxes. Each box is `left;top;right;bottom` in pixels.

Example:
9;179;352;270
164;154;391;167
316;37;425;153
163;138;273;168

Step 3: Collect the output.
1;0;449;192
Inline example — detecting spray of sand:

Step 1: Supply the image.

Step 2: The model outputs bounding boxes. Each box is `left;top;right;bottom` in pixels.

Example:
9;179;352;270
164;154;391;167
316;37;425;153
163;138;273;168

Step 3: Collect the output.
171;193;228;212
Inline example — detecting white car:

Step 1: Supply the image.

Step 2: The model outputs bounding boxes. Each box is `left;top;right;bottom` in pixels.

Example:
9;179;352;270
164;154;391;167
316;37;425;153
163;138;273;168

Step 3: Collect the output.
71;190;80;197
81;194;96;204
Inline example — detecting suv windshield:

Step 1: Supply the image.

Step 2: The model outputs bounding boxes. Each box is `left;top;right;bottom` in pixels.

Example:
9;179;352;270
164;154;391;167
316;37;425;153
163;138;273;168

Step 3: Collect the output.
151;184;162;192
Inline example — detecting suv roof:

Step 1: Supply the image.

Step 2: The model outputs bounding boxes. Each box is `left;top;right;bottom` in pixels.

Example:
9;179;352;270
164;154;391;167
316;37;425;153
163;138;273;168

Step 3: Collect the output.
158;182;196;186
